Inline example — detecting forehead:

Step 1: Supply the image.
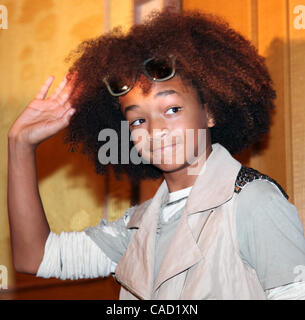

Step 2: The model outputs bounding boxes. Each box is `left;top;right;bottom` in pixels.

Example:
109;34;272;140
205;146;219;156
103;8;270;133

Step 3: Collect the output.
119;74;195;107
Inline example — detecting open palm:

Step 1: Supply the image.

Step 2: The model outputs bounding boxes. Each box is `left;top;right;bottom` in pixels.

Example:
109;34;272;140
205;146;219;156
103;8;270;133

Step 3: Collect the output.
9;75;76;146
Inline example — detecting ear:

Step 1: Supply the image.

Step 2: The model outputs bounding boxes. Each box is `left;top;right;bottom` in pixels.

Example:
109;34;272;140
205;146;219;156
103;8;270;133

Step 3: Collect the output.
206;109;215;128
203;103;215;128
207;114;215;128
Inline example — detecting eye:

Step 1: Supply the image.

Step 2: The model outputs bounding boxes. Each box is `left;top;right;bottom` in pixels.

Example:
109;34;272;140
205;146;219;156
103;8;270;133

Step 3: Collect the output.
165;106;182;115
130;118;145;127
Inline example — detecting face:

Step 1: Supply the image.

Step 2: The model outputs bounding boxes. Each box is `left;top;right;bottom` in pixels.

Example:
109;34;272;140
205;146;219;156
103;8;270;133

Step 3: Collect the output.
119;74;215;174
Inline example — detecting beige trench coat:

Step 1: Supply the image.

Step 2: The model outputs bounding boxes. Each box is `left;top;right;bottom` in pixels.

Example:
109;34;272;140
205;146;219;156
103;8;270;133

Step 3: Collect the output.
114;143;267;300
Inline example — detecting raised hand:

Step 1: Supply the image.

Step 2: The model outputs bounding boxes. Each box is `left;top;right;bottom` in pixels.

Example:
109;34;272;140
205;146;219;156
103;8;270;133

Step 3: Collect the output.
8;74;77;147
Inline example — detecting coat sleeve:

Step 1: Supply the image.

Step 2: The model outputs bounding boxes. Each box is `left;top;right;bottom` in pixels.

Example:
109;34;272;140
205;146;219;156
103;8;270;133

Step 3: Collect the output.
36;231;117;280
266;281;305;299
84;206;136;264
36;206;136;280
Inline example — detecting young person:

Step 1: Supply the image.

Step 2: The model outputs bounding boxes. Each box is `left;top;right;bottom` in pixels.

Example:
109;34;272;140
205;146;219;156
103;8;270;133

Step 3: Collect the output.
8;8;305;299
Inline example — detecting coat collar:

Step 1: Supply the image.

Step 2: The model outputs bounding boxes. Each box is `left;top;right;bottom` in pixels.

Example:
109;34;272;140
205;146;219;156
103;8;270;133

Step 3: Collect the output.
115;143;242;299
127;143;241;228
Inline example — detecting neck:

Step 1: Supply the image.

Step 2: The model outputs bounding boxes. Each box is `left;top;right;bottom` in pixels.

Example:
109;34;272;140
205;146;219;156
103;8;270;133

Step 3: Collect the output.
163;144;212;192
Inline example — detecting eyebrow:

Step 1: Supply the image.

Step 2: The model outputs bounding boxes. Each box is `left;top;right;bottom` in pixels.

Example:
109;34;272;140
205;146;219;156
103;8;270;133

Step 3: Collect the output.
154;89;179;98
124;90;179;115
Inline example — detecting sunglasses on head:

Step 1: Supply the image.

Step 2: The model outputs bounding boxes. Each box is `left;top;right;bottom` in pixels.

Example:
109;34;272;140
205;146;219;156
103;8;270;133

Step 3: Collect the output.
103;54;177;97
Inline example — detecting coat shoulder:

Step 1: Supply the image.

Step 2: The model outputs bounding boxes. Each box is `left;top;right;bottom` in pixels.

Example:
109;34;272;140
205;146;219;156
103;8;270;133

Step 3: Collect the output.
234;166;288;200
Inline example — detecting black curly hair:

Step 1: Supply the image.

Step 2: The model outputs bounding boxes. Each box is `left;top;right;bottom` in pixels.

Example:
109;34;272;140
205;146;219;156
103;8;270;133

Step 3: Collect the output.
64;7;276;181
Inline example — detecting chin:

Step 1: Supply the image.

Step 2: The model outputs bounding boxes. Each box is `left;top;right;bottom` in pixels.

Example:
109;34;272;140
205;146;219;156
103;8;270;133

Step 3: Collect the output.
152;162;190;174
148;151;207;175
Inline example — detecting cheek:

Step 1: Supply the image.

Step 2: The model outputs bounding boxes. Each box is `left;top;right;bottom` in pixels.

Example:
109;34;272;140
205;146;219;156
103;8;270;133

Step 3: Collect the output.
130;128;152;160
130;128;149;147
190;110;207;129
179;112;209;156
176;106;206;129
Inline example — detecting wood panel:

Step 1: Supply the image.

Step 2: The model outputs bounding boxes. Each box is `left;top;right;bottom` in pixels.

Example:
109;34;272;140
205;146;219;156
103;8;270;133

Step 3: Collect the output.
248;0;289;196
183;0;253;40
288;0;305;225
0;272;120;300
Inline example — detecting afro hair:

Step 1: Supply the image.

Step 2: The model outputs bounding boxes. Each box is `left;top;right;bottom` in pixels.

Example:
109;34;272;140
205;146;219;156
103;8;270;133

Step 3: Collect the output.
64;7;276;181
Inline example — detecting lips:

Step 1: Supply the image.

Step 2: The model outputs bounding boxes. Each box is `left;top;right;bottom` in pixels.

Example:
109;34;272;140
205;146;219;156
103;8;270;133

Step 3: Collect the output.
152;144;177;152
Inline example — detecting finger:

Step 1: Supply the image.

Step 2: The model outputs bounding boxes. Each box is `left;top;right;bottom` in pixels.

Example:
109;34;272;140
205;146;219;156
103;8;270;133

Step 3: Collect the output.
60;107;76;127
56;101;73;117
44;107;76;139
49;75;68;100
55;77;77;106
35;76;55;100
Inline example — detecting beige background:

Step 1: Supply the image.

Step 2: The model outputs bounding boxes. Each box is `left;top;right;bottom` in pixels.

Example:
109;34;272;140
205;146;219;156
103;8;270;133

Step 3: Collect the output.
0;0;304;299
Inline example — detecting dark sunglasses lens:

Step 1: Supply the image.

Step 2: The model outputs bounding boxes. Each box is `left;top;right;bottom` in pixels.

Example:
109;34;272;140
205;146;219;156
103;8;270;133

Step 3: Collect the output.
107;76;132;95
145;57;174;80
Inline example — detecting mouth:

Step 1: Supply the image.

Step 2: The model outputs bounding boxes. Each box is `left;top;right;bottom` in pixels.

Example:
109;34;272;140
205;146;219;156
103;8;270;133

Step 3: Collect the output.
152;144;177;153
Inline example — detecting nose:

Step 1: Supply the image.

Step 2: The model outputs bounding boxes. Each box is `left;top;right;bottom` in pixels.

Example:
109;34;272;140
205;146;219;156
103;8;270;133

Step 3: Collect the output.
151;128;169;140
147;117;169;142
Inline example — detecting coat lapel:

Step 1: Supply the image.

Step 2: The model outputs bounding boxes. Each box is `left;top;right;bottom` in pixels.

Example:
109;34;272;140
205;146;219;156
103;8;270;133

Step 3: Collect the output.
114;179;168;300
153;209;213;293
183;143;242;215
115;143;241;299
153;143;242;294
